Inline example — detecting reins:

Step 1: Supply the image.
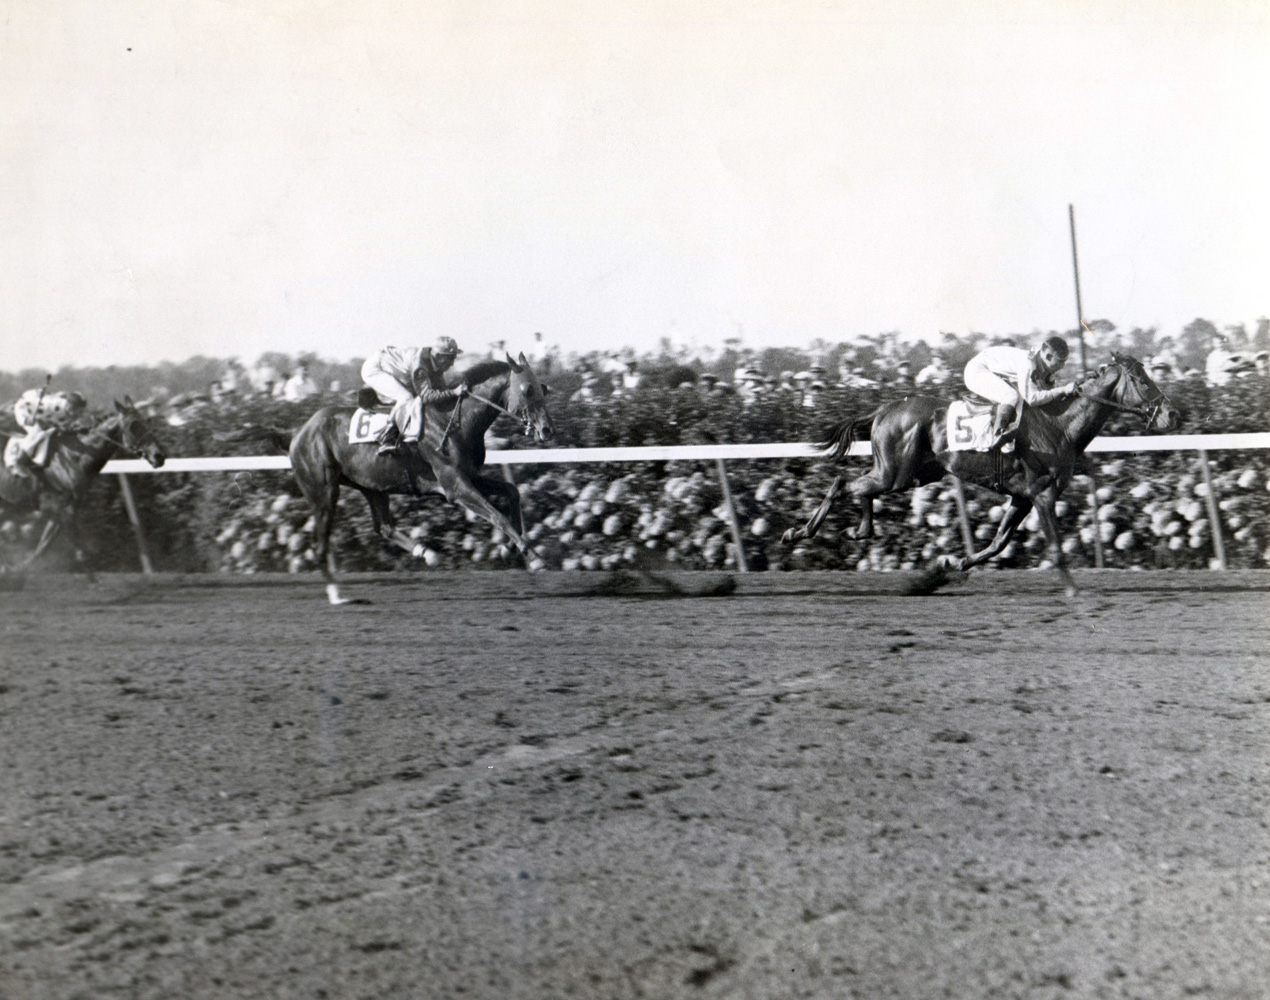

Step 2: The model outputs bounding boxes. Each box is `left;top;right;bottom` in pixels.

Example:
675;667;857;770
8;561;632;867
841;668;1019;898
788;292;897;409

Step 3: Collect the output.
437;388;525;449
467;390;519;421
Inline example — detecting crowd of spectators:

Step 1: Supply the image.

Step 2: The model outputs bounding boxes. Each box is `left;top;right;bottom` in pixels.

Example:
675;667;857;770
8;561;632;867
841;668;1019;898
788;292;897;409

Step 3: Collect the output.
2;322;1268;575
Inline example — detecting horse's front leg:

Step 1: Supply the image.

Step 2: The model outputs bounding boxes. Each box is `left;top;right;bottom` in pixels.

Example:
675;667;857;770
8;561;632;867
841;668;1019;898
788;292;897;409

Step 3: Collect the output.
19;511;65;567
1031;485;1078;597
429;463;532;556
959;496;1031;571
64;514;96;583
782;475;844;544
473;473;524;537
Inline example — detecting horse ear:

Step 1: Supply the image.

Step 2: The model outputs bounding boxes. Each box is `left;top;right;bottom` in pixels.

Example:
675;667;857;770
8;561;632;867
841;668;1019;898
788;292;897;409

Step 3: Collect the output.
518;352;530;368
115;399;125;412
123;394;135;408
506;352;523;372
541;384;551;395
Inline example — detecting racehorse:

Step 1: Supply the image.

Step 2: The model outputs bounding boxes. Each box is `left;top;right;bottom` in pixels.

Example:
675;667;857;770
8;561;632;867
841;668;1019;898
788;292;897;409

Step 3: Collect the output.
247;354;554;604
0;397;167;569
782;353;1180;594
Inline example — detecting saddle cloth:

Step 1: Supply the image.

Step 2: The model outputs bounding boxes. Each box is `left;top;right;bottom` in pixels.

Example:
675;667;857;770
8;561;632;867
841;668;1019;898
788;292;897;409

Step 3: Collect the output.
946;399;996;452
348;409;392;445
3;431;53;470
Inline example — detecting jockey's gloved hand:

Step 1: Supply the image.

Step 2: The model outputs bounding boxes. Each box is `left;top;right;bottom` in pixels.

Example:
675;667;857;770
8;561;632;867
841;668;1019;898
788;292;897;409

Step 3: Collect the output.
1061;382;1078;395
453;384;470;398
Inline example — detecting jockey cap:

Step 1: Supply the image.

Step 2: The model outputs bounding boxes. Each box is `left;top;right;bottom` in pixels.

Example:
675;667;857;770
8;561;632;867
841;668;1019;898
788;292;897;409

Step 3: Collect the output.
434;336;461;358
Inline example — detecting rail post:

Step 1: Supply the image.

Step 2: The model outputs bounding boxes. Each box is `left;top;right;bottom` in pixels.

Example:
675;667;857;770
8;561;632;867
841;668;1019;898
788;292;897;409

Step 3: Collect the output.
715;458;749;572
116;473;154;574
1069;205;1104;568
1197;449;1227;570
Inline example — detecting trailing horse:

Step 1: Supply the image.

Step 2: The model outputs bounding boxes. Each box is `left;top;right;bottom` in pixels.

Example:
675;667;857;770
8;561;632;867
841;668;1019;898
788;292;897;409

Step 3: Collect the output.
782;353;1180;594
0;397;167;570
238;354;554;604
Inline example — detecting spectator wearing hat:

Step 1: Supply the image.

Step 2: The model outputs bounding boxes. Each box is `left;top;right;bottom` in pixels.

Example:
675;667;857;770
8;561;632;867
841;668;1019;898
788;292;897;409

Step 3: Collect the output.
613;359;641;397
1205;334;1255;387
1148;357;1174;383
570;370;601;406
250;360;283;398
915;356;951;387
282;361;320;402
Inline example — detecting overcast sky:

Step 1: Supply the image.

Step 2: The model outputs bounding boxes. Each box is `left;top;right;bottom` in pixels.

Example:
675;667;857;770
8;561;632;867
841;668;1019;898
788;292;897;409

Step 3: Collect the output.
2;0;1267;371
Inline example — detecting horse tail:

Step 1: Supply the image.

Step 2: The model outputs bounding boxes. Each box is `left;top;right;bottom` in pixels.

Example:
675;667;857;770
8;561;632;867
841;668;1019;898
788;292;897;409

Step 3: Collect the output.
816;411;877;460
213;426;294;453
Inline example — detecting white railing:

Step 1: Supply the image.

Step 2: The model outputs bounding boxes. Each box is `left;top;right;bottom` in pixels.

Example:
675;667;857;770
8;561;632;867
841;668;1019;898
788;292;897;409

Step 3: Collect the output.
97;431;1268;574
99;431;1270;474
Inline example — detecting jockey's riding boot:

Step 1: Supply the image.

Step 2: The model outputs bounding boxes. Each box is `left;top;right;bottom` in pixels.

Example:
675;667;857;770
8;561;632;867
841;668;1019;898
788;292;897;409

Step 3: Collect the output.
990;404;1017;449
376;424;402;455
14;450;41;478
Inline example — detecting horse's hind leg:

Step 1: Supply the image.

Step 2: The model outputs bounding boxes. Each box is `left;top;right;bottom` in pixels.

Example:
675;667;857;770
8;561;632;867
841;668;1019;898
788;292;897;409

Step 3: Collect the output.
960;496;1030;570
782;476;844;544
357;488;422;556
844;426;922;540
297;464;351;605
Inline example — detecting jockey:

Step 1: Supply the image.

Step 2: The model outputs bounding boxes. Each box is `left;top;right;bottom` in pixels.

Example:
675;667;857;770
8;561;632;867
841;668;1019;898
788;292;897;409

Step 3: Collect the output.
4;386;87;476
963;335;1077;447
360;336;469;454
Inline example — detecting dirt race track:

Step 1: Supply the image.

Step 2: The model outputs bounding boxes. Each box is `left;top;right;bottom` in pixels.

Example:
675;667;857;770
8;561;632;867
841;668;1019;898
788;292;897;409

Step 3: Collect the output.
1;570;1268;1000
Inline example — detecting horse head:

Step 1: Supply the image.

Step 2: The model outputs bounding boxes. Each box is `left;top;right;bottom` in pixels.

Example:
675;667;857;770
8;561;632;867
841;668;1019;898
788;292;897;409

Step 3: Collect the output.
1094;353;1180;433
503;353;555;442
114;396;167;467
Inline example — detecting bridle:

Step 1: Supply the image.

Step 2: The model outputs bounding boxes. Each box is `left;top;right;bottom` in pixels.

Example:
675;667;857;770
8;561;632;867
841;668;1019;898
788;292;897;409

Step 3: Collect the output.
471;380;541;436
89;410;156;457
1074;356;1168;425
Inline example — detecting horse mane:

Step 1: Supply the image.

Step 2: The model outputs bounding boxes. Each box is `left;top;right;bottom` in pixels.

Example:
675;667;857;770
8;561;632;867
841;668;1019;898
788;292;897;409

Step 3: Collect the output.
456;359;512;387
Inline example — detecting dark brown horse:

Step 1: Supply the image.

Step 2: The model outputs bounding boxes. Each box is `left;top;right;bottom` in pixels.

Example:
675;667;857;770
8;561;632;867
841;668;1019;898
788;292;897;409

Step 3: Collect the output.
0;397;167;569
255;354;554;604
782;353;1180;594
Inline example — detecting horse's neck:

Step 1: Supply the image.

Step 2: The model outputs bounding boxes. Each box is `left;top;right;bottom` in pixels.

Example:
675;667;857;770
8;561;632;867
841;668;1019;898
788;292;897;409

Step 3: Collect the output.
1051;384;1116;452
60;419;122;477
466;375;509;437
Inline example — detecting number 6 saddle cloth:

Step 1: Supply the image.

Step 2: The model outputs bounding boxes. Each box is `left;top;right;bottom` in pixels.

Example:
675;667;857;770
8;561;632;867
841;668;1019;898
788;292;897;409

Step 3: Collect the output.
348;388;393;445
946;398;997;452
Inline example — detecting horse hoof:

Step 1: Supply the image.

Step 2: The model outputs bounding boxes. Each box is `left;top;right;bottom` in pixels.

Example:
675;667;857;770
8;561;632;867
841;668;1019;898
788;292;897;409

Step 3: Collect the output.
326;584;365;606
780;529;800;545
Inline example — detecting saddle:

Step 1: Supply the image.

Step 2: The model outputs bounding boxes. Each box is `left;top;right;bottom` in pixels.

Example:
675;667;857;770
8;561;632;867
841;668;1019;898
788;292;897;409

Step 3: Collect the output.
356;387;392;411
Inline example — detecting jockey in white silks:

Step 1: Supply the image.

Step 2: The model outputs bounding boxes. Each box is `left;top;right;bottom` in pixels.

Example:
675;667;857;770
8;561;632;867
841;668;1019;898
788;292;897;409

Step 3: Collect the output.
360;337;469;454
4;387;87;476
963;336;1078;447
